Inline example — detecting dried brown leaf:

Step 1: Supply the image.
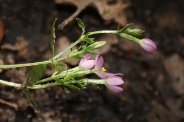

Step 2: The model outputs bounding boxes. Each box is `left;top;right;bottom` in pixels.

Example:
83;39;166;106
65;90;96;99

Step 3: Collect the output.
0;98;18;110
55;0;129;27
1;36;29;51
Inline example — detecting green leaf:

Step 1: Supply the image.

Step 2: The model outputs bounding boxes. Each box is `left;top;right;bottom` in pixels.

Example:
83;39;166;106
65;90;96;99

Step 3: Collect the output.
54;62;67;67
28;64;46;84
117;23;144;36
50;18;57;59
86;41;106;50
84;38;94;44
76;18;85;34
117;23;133;34
24;88;38;111
124;28;144;36
70;55;82;59
65;84;80;91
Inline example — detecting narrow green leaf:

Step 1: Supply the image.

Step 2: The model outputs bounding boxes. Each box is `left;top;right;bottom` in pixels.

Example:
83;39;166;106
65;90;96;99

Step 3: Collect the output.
86;41;106;50
117;23;133;33
76;18;85;34
65;84;80;91
124;28;145;36
71;55;82;59
24;88;38;111
28;64;46;84
50;18;57;59
54;62;67;67
84;38;94;44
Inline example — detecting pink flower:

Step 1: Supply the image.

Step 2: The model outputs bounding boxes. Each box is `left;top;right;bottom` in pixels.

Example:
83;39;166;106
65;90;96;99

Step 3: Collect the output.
140;38;156;54
79;54;96;70
94;55;124;93
94;55;107;77
101;72;124;93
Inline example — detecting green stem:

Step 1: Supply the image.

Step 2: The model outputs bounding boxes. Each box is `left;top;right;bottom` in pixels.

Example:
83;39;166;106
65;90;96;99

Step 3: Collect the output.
35;67;93;85
0;49;82;69
34;67;79;85
0;79;60;89
0;36;83;69
0;60;51;69
0;79;21;88
87;30;141;44
87;30;116;36
53;36;84;60
27;82;60;89
86;79;105;84
118;33;141;44
55;51;81;62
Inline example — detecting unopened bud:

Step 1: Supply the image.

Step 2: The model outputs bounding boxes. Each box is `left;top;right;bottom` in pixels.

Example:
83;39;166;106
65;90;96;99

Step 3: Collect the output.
86;41;106;50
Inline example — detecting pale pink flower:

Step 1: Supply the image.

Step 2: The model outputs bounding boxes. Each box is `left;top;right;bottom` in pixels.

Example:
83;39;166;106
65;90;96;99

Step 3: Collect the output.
94;55;105;77
94;55;124;93
79;54;96;70
101;72;124;93
140;38;156;54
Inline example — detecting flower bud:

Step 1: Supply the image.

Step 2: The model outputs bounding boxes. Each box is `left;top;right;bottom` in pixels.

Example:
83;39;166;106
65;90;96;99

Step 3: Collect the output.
86;41;106;50
140;38;156;54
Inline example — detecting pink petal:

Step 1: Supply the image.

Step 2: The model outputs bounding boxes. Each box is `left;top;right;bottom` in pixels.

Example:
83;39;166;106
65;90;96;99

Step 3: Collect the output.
107;85;123;93
95;71;114;79
95;55;100;64
140;38;157;54
106;77;124;85
95;55;104;70
80;54;91;63
79;60;95;70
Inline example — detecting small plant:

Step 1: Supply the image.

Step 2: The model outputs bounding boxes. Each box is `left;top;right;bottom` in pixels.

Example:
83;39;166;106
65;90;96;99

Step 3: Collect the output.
0;18;156;110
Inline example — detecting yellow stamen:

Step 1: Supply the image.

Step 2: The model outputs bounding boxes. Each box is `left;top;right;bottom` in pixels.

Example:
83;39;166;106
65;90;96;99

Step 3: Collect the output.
101;67;106;72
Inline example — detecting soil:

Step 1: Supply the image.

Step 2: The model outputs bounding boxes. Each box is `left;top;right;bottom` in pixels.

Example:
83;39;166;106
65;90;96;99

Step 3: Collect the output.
0;0;184;122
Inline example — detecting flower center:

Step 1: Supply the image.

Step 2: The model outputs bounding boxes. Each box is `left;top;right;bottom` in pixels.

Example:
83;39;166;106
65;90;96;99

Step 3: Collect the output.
101;67;106;72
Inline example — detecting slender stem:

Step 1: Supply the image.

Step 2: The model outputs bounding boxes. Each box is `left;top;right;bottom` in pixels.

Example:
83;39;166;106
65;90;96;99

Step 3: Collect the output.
0;60;51;69
55;51;80;62
27;82;60;89
0;79;21;88
87;30;116;36
0;36;83;69
53;36;84;60
35;76;54;85
87;30;141;44
0;79;61;89
119;33;141;44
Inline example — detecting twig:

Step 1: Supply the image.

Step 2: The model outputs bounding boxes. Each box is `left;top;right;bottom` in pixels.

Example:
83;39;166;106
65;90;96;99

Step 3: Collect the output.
58;8;83;29
0;98;18;110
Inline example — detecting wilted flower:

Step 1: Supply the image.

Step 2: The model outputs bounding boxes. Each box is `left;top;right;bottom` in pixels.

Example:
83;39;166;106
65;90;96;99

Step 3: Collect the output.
79;54;96;70
140;38;156;54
